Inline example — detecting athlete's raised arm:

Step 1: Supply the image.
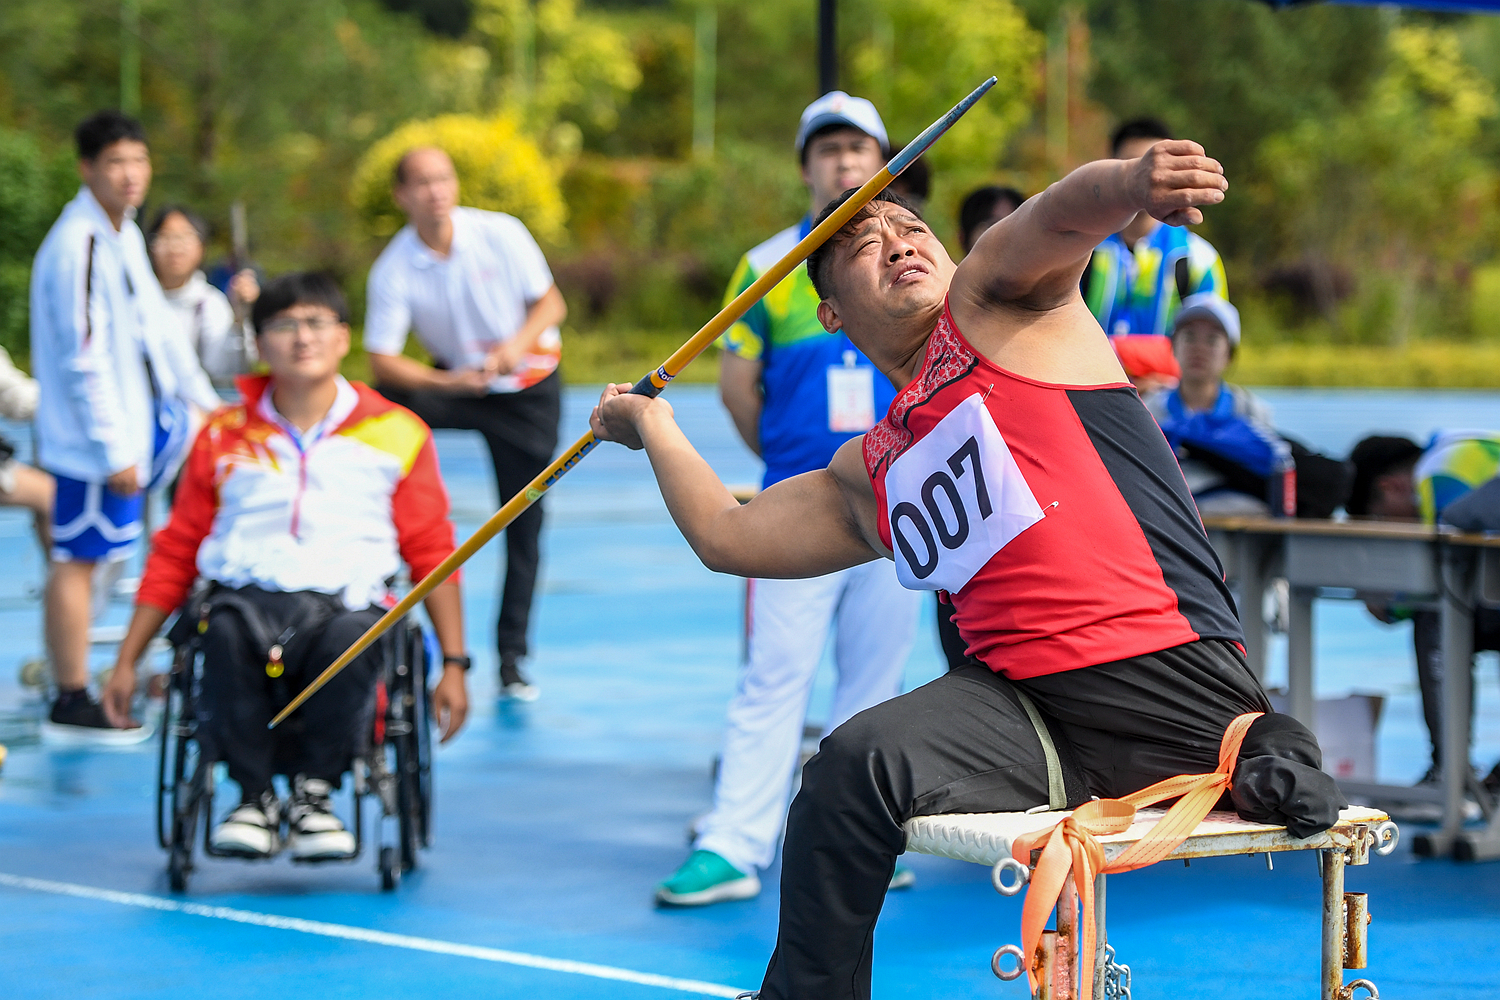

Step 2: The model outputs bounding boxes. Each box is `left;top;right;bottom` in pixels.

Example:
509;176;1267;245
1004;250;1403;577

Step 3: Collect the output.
590;383;884;578
952;140;1227;312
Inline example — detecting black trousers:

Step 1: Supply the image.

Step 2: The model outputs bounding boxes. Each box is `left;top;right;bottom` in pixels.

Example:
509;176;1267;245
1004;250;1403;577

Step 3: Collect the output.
197;588;384;800
759;639;1336;1000
935;593;971;671
377;372;561;660
1413;479;1500;770
1413;607;1500;769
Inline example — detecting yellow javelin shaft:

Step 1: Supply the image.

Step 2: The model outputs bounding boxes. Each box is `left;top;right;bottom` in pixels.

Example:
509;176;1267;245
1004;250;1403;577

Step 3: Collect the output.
268;77;997;730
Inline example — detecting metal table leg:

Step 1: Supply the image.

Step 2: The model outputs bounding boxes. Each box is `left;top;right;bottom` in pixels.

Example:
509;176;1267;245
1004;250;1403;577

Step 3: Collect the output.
1442;546;1500;861
1235;534;1270;683
1288;585;1317;729
1321;848;1345;1000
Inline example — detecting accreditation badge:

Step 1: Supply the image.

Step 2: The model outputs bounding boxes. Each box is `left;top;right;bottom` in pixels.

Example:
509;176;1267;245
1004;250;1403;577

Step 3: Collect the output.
827;360;876;433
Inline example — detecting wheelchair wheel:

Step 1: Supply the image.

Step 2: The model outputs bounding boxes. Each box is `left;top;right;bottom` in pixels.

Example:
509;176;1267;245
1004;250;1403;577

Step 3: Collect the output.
379;846;401;891
157;661;194;848
391;623;432;873
414;630;433;850
169;843;192;892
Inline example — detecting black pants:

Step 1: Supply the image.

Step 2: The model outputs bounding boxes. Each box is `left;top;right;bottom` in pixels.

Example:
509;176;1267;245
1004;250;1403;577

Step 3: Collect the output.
378;372;561;660
1413;607;1500;769
1414;479;1500;770
759;639;1336;1000
197;588;384;800
935;593;971;671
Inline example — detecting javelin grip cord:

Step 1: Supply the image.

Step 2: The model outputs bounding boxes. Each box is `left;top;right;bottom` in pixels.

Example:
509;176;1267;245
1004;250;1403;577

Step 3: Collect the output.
268;76;997;730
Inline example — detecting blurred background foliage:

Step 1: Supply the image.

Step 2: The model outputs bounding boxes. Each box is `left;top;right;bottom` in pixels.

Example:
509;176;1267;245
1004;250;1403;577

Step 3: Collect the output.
1;0;1499;383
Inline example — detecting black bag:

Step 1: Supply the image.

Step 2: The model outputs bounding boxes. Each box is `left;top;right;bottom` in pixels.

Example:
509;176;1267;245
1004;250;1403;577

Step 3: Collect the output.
1283;437;1355;520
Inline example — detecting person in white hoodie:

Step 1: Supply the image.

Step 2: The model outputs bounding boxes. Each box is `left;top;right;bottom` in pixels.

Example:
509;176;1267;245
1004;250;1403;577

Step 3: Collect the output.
146;204;259;386
29;110;219;735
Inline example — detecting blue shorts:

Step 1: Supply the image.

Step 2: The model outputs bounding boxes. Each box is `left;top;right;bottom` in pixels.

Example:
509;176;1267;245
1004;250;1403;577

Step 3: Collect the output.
51;475;144;563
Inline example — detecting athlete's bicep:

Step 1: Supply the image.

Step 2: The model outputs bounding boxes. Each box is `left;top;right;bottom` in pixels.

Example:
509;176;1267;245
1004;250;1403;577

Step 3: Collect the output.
710;467;881;579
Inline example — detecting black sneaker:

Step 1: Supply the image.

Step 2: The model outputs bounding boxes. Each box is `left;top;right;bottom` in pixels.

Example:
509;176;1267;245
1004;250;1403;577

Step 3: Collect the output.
286;776;355;860
499;658;539;702
43;690;145;746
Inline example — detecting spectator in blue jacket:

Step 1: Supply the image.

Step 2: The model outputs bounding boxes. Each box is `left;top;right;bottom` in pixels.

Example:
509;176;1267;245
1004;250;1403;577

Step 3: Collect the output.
1144;293;1288;516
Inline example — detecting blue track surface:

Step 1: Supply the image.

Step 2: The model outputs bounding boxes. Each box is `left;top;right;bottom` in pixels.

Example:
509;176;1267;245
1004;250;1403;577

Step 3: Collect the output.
3;386;1500;998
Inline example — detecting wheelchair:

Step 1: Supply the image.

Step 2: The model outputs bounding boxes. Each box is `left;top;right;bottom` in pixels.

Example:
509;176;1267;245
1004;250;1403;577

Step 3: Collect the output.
156;592;434;892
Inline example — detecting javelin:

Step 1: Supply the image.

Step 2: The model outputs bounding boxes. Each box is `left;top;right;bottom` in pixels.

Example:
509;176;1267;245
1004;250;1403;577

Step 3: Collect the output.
269;76;998;730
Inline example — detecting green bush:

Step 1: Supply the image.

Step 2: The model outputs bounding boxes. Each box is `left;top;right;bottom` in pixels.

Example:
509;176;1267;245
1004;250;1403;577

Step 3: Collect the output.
0;127;73;363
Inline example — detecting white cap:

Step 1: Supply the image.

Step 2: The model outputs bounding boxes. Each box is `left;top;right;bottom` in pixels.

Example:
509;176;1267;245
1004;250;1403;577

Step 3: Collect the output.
795;91;890;156
1173;292;1241;346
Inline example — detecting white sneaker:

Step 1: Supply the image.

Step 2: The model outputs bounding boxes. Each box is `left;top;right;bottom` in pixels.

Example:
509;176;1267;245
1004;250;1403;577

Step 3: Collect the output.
499;660;540;702
211;792;281;858
286;776;355;860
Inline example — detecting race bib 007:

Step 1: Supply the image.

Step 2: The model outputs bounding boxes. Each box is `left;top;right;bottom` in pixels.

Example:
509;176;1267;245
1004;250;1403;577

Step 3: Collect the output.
884;393;1045;592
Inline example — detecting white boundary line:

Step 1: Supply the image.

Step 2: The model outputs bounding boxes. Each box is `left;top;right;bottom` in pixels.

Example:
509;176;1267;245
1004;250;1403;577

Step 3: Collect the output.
0;872;747;998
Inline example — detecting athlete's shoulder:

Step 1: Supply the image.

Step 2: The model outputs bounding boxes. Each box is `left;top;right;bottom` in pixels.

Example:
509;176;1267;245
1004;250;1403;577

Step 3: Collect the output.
338;381;433;472
744;223;805;274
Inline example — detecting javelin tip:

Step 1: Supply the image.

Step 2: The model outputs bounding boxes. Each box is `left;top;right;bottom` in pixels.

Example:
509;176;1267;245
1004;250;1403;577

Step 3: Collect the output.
888;76;998;175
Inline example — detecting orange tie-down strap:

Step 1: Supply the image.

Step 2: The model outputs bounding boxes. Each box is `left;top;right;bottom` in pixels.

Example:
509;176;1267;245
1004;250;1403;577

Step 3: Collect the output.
1009;712;1262;993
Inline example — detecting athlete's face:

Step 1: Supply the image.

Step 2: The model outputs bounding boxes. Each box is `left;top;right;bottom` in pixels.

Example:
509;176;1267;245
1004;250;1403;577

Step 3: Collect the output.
78;139;151;222
801;128;884;212
816;203;956;377
256;303;350;387
394;148;459;228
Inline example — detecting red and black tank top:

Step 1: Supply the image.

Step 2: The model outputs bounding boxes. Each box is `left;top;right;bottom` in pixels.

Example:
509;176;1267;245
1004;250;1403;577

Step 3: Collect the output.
864;305;1243;680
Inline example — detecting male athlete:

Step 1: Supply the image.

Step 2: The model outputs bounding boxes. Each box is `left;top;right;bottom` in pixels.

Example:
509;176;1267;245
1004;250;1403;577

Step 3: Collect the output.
593;140;1343;999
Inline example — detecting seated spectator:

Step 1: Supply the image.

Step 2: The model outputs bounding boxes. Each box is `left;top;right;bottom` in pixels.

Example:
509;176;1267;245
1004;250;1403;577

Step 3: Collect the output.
102;273;471;860
148;205;260;386
1144;294;1287;516
957;184;1026;255
1084;117;1228;394
0;346;54;553
1350;431;1500;789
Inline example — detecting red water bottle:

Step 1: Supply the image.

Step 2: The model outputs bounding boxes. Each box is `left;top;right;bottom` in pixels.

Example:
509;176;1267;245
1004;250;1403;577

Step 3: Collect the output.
1267;448;1297;518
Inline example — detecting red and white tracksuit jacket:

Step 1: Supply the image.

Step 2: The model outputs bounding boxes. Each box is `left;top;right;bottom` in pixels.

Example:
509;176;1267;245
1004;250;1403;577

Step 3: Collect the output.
138;375;458;615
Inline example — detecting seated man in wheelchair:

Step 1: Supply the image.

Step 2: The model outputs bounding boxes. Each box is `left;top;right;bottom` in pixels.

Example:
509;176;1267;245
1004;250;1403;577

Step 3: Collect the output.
102;271;470;861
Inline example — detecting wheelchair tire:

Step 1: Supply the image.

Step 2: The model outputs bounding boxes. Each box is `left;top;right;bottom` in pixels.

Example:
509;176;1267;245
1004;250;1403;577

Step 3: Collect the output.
379;845;400;891
169;844;191;893
395;726;421;873
157;664;193;849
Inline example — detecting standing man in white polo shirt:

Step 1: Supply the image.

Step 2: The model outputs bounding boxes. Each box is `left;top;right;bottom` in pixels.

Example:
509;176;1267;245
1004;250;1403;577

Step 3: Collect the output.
364;146;567;700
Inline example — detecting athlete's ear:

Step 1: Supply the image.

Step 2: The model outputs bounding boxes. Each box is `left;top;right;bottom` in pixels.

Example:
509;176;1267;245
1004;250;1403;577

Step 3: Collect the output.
817;299;842;334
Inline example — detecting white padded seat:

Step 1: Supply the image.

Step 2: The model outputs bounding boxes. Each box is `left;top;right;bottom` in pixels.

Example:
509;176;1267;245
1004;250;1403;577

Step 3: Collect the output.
904;805;1391;866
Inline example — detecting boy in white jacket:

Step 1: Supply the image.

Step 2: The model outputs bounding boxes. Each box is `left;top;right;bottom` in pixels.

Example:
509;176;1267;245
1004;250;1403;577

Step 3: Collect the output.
29;110;219;735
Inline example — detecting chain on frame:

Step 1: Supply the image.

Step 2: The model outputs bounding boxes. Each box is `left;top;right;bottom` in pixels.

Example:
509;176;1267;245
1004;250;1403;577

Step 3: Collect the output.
1102;944;1132;1000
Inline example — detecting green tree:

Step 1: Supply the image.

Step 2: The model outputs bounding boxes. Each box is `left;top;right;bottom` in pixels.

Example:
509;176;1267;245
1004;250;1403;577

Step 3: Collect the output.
472;0;642;147
0;128;74;359
1256;25;1497;343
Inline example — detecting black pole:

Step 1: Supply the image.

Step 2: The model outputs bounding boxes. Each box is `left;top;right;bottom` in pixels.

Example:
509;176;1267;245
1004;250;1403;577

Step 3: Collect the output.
818;0;837;95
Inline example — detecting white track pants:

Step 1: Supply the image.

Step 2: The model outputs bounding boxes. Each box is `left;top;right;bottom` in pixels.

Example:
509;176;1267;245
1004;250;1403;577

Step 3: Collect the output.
694;560;921;874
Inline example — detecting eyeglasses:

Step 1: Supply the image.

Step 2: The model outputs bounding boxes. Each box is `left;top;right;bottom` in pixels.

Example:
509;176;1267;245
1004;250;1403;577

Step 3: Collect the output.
260;315;340;337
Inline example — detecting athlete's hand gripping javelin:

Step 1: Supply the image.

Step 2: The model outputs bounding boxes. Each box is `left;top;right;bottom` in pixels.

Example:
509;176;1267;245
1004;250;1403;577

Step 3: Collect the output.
591;140;1229;579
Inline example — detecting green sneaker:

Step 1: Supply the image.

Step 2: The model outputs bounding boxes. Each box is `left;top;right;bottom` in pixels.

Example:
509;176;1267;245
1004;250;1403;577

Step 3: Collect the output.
888;865;916;891
655;850;761;907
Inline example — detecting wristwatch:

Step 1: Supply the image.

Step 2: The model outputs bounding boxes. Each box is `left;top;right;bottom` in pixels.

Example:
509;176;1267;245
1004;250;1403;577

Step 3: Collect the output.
442;654;472;672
